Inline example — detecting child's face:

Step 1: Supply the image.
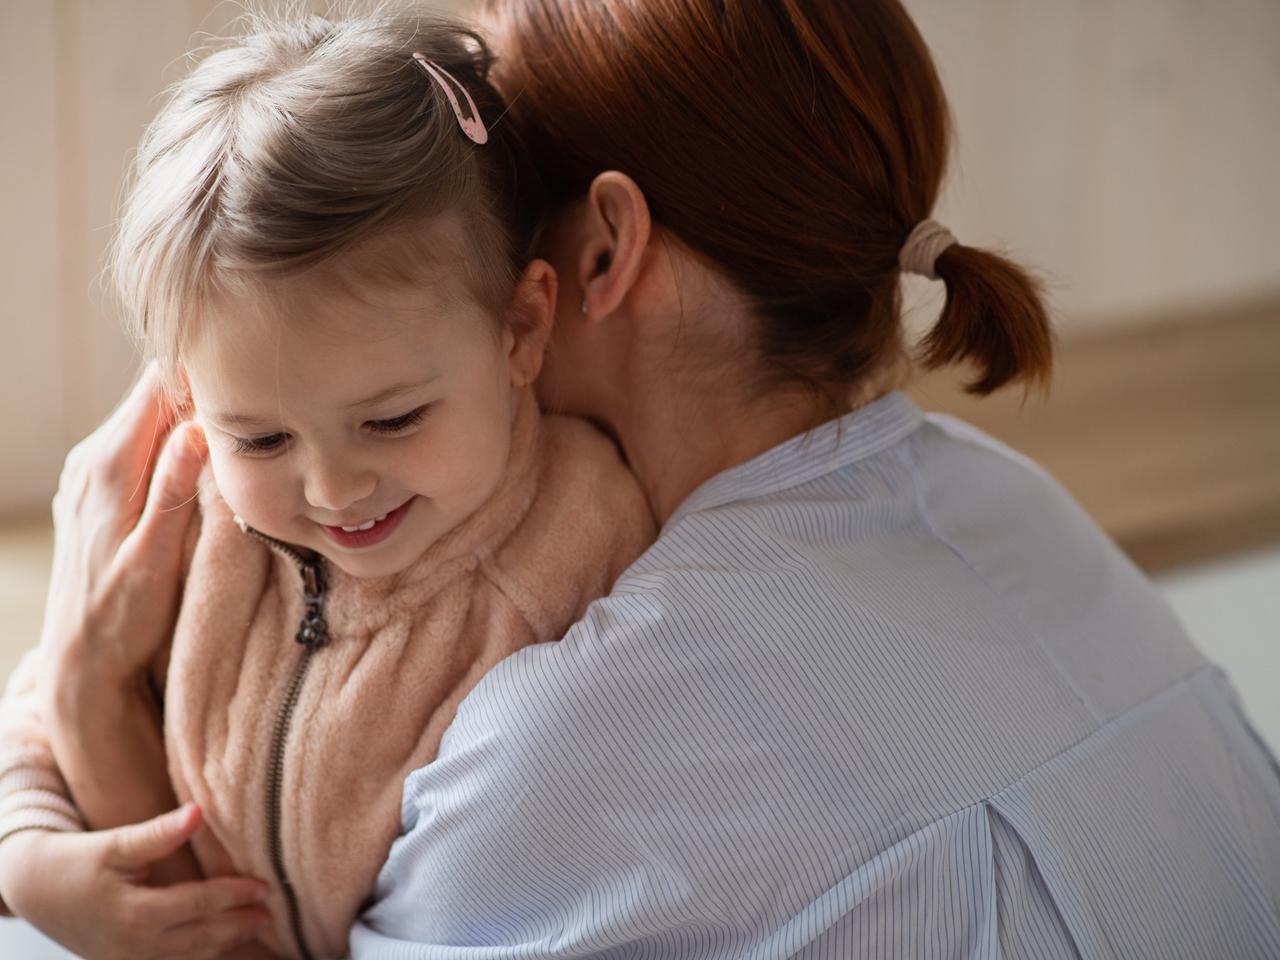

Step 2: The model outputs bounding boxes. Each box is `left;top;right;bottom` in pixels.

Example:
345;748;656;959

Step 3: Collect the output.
185;259;527;579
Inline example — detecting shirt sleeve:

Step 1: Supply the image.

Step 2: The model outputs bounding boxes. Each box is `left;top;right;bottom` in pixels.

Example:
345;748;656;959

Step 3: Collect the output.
347;729;551;955
348;624;675;958
0;648;85;917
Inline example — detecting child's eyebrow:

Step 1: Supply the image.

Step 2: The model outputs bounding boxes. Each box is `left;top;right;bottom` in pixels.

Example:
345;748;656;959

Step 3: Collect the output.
207;377;441;429
209;412;274;429
349;376;441;410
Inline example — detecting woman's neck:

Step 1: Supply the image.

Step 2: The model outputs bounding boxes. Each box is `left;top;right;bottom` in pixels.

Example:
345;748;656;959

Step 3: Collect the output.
613;359;907;527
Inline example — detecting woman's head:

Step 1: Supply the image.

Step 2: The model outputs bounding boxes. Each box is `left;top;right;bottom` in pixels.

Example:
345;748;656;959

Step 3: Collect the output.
484;0;1053;414
109;6;555;576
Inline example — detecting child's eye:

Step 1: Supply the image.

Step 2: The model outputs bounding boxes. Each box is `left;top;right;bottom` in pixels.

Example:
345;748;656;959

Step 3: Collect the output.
367;404;431;435
230;432;289;456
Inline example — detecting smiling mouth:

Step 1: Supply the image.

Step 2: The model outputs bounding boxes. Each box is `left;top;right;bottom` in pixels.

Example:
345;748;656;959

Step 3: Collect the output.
319;498;414;549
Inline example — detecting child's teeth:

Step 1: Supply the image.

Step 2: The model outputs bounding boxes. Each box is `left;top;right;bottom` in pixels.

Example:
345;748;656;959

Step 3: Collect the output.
337;509;395;533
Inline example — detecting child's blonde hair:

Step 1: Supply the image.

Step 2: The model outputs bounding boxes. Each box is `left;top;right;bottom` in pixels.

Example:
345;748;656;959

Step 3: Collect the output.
108;2;545;397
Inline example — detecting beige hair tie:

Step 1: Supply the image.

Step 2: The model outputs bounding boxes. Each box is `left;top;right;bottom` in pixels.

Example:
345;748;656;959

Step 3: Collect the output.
899;219;957;280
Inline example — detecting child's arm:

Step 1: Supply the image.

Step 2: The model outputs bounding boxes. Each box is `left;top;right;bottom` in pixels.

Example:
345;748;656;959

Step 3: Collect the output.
0;804;271;957
0;648;273;954
0;648;84;889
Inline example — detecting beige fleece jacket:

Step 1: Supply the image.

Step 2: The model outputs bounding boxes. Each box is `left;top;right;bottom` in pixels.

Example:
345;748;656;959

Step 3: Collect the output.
0;389;656;958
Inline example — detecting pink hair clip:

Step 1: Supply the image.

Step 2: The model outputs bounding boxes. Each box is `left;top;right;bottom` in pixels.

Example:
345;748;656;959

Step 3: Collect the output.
411;52;488;145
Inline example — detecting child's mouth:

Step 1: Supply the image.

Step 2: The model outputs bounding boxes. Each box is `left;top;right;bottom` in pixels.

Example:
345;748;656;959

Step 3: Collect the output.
320;498;414;549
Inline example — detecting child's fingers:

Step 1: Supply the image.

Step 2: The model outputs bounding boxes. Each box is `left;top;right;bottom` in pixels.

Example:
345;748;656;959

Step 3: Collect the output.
142;875;271;931
103;802;202;870
162;905;273;959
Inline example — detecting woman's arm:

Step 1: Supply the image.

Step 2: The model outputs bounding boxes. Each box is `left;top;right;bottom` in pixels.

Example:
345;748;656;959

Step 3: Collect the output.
0;364;275;954
38;364;208;883
48;665;202;885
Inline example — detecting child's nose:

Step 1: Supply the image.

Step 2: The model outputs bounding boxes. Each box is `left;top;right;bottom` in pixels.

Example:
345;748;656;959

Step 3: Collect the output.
303;456;378;513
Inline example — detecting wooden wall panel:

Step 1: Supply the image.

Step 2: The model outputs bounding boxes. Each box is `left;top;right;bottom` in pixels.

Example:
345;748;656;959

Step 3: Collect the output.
2;0;1276;519
904;0;1280;326
909;298;1280;571
0;1;65;513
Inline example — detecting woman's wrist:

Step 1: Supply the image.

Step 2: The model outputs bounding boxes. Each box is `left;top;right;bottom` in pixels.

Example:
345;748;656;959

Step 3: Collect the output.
47;645;152;729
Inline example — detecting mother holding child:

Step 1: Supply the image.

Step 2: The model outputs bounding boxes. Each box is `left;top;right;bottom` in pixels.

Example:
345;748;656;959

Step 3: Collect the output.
2;1;1277;958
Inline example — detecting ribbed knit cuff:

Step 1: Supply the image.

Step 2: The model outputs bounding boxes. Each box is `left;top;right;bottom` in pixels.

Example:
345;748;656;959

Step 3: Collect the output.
0;753;84;917
0;751;84;846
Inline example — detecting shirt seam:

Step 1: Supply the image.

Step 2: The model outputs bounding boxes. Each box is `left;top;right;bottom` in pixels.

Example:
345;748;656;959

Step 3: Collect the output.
984;661;1221;804
770;662;1218;957
902;429;1105;725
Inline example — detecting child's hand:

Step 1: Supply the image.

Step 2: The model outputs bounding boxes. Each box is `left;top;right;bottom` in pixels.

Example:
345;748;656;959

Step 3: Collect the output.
0;803;271;960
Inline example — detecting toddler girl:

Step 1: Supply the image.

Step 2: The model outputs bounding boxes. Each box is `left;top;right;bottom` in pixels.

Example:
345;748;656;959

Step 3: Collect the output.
0;8;654;959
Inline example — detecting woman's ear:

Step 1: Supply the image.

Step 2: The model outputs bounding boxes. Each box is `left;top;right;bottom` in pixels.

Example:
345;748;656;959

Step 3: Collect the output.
578;172;651;320
505;258;558;387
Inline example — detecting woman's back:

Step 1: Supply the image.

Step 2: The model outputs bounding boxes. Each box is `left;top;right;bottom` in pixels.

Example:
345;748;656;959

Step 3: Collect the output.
358;390;1280;958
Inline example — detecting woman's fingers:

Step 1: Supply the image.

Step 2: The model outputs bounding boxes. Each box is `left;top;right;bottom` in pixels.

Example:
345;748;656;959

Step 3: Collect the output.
109;363;182;506
56;362;175;531
103;360;167;431
120;419;207;566
103;802;203;871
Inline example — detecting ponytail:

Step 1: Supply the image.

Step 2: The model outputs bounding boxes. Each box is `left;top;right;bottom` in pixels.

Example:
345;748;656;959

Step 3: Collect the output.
924;244;1055;395
488;0;1054;405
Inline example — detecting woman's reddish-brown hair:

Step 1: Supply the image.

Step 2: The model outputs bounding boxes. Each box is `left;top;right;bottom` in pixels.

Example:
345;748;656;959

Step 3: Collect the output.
483;0;1052;398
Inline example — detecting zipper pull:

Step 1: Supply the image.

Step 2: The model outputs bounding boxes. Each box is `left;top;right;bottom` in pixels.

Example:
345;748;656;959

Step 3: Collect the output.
295;560;329;650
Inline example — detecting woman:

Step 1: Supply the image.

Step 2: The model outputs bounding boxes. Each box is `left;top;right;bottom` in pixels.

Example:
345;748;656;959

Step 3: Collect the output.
4;0;1279;957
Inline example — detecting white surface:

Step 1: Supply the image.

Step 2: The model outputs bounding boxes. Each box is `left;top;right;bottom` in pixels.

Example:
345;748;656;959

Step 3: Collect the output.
0;918;77;958
1157;545;1280;752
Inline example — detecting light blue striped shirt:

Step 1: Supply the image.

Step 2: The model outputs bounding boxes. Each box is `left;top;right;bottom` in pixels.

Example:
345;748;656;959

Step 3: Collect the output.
352;390;1280;958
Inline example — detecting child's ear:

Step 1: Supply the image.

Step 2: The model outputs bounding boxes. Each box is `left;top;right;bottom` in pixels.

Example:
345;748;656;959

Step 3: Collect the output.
505;258;557;388
172;364;196;418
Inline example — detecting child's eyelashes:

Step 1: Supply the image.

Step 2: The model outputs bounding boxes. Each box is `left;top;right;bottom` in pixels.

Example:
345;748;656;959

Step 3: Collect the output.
366;403;432;435
230;432;289;456
226;404;432;457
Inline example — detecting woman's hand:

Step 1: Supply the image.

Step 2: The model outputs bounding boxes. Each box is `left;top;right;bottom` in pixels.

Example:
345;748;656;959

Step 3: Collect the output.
0;804;270;960
41;362;206;694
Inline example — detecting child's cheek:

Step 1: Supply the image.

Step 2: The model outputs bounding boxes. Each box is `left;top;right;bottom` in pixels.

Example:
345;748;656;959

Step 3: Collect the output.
207;449;292;534
430;411;511;507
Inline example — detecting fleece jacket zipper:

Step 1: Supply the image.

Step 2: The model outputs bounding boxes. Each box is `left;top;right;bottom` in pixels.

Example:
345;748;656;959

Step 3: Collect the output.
237;522;328;960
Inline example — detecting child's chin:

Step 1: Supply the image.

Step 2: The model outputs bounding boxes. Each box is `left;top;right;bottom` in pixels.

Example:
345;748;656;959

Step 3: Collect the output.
325;550;415;580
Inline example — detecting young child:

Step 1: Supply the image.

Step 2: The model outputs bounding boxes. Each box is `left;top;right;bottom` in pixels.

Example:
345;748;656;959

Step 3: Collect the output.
0;9;654;959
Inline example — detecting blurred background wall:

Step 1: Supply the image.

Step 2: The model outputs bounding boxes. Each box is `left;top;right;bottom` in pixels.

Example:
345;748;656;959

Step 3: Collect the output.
909;0;1280;324
3;0;1279;517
